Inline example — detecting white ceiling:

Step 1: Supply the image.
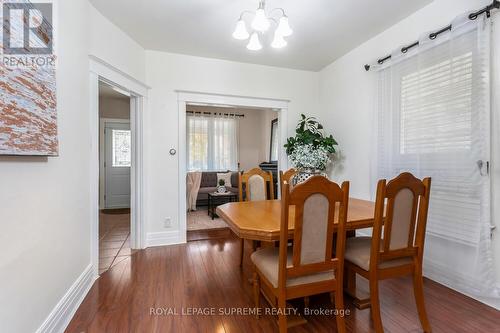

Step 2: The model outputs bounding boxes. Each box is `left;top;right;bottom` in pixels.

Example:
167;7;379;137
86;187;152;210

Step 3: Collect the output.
99;82;129;100
89;0;432;71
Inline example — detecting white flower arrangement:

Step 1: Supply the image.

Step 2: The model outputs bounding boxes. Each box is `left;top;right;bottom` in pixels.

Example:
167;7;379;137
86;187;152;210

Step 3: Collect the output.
289;144;331;171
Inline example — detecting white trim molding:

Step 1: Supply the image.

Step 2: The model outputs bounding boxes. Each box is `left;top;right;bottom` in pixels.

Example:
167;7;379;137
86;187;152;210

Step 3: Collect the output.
89;57;148;279
36;265;96;333
146;231;184;247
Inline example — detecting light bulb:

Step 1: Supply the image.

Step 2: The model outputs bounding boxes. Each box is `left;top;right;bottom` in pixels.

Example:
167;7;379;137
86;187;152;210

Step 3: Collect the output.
271;31;287;48
247;32;262;51
251;8;270;32
232;19;249;40
276;16;293;37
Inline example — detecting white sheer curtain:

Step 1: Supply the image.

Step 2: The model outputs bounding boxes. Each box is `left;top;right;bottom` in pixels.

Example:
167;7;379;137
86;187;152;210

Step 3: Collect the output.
374;13;500;298
187;113;238;171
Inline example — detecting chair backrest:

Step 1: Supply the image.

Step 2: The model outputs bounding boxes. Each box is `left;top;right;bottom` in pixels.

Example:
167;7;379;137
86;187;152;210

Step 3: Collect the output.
370;172;431;269
279;176;349;288
239;168;274;202
279;168;297;195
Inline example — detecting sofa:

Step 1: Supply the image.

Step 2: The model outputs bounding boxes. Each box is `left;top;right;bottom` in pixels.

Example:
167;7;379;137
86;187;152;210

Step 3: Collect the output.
196;171;240;206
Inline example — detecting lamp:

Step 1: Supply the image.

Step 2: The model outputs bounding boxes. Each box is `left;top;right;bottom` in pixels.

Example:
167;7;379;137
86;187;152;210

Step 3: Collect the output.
232;0;292;51
232;19;249;40
247;32;262;51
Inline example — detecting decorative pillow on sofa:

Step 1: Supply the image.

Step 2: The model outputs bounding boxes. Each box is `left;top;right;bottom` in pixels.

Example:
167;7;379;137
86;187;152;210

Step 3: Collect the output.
217;172;232;187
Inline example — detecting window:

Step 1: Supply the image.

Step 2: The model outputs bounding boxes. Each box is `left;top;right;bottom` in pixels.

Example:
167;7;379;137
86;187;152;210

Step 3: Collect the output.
187;115;238;171
376;27;489;246
112;129;131;167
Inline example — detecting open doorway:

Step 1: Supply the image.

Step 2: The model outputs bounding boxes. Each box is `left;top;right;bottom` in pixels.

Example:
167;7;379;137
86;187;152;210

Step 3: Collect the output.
97;82;136;274
185;104;279;241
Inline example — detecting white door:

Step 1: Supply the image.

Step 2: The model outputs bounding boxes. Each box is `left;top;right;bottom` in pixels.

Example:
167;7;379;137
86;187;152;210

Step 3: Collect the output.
104;122;131;208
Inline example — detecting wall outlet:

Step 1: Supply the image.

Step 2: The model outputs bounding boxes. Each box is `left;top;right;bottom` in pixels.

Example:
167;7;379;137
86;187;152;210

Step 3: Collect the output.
164;217;172;228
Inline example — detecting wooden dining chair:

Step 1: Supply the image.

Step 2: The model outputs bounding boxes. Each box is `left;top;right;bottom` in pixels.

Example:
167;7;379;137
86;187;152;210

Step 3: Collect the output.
251;176;349;333
239;167;274;202
344;172;432;333
238;168;275;266
279;168;296;196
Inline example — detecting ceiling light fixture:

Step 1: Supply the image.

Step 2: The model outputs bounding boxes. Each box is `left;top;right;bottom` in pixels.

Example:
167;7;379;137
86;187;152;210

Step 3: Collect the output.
232;0;292;51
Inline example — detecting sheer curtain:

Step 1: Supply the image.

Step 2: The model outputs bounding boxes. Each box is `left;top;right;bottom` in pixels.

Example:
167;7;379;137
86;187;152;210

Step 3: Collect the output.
187;113;238;171
374;13;500;299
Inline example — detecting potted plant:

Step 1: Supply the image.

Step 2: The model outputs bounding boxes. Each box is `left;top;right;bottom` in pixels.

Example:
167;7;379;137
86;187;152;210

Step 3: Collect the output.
217;179;226;193
284;114;338;185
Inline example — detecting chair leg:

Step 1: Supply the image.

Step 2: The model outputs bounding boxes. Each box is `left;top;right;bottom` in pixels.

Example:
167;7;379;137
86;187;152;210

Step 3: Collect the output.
413;268;432;332
304;296;310;308
277;297;287;333
253;271;261;319
334;291;346;333
369;277;384;333
239;238;244;267
345;265;357;297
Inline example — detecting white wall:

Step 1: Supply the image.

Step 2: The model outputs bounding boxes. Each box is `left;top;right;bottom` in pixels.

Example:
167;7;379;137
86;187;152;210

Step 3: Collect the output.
318;0;499;309
0;1;91;332
89;4;146;82
99;96;130;119
145;51;319;239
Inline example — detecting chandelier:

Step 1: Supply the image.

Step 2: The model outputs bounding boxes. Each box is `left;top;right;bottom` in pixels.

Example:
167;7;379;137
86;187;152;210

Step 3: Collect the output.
232;0;293;51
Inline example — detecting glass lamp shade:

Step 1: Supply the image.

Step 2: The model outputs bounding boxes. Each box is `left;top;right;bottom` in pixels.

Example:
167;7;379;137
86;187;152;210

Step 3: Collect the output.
232;20;249;40
246;32;262;51
276;16;293;37
271;31;287;48
251;8;270;32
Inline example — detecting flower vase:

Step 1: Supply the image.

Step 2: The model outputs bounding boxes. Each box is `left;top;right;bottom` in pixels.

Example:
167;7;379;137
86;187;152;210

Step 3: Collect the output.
292;169;328;186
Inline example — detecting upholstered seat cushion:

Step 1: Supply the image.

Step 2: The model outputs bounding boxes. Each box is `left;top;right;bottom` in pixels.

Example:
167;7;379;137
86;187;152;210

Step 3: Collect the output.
345;237;412;271
250;246;334;288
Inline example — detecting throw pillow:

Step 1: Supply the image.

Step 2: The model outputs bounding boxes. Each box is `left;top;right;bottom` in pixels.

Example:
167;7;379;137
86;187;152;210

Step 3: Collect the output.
217;172;232;188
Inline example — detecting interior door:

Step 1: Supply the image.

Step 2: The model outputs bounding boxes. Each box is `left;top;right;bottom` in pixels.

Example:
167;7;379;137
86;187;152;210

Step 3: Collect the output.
104;122;131;209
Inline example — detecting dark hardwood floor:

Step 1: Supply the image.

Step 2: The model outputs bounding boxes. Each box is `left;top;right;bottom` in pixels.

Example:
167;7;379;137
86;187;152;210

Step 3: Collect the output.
67;234;500;333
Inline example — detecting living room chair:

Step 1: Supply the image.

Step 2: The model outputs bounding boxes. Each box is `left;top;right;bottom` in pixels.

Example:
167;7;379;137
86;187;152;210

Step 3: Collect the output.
344;172;432;333
251;176;349;333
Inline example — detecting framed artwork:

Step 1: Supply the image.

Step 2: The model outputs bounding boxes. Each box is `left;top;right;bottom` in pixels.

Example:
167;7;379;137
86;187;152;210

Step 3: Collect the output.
0;1;58;156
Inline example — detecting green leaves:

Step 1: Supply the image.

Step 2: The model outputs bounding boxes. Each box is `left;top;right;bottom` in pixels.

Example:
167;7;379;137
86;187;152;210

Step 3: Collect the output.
285;114;338;156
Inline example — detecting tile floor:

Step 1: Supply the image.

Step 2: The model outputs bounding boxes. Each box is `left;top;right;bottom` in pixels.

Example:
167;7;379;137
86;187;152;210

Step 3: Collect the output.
98;210;137;275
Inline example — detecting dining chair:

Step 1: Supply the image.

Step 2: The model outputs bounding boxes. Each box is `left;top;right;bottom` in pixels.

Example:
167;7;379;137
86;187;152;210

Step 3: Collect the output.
344;172;432;333
239;167;274;202
238;168;275;266
279;168;296;195
251;176;349;333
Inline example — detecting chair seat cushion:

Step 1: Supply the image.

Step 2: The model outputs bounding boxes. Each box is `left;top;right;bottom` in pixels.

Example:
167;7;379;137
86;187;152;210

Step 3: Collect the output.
250;246;334;288
345;237;412;271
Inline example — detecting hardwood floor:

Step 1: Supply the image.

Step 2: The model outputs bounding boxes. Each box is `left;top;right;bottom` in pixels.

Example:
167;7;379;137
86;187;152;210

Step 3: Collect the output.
67;234;500;333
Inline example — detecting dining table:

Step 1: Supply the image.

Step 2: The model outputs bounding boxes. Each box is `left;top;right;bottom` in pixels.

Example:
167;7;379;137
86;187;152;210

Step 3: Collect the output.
216;198;378;313
216;198;377;242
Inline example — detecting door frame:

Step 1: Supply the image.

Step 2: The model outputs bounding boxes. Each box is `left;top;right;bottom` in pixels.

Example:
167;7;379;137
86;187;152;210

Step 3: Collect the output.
100;118;131;210
177;91;289;244
89;56;149;277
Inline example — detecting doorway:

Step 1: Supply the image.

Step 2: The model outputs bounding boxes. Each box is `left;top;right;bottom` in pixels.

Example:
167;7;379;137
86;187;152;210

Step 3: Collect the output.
89;56;148;278
97;82;134;274
177;91;289;244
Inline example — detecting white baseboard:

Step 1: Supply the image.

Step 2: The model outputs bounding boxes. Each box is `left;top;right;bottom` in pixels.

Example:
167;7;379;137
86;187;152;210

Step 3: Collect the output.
36;264;97;333
146;230;185;247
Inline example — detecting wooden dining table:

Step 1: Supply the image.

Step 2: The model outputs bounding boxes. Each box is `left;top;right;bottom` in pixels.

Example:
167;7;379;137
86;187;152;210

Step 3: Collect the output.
216;198;377;242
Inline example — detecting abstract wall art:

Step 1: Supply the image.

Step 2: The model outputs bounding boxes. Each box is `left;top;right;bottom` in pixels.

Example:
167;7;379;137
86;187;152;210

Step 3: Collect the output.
0;0;58;156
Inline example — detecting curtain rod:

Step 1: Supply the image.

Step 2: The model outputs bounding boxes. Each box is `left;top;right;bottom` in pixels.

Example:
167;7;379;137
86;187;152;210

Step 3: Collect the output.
364;0;500;71
186;111;245;118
